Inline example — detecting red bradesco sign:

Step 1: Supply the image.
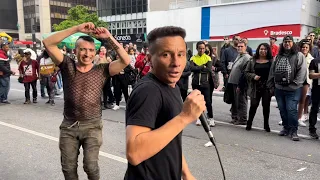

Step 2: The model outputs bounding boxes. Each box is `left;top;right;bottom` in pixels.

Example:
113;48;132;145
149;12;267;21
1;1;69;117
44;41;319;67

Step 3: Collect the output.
210;24;301;39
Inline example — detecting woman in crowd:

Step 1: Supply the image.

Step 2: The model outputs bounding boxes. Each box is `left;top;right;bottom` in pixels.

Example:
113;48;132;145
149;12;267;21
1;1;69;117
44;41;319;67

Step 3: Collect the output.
297;39;314;126
95;46;114;109
128;47;137;68
245;43;273;132
112;54;130;111
205;44;223;101
39;50;56;106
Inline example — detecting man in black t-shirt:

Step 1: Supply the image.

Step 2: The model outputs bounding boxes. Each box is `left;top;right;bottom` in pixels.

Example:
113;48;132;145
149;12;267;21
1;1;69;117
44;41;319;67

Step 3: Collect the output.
125;26;207;180
308;57;320;139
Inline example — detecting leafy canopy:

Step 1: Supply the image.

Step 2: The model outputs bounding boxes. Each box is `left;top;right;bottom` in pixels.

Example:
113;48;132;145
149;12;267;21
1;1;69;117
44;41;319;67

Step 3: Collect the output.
53;5;107;31
312;12;320;36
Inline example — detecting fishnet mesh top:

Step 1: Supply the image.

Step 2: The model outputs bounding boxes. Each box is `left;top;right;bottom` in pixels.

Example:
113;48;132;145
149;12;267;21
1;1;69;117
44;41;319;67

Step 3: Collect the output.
59;55;110;122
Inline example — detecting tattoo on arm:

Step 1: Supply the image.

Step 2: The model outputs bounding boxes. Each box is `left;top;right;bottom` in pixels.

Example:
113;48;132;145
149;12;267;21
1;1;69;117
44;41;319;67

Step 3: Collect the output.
104;37;119;50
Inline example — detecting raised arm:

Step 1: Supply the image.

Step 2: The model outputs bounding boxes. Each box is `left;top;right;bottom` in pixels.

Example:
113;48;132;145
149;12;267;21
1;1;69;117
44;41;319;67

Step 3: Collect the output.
94;27;130;76
43;22;95;66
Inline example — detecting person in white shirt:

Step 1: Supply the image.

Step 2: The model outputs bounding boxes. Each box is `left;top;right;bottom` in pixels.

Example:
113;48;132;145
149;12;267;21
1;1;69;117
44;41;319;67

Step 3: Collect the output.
25;44;37;60
39;50;56;105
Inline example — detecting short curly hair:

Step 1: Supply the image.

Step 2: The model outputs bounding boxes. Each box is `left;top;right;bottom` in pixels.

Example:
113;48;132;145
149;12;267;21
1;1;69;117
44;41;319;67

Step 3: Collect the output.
147;26;186;54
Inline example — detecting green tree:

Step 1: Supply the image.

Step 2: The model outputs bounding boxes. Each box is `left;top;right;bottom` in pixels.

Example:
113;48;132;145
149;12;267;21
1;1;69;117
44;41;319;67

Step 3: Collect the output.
53;5;107;31
312;12;320;36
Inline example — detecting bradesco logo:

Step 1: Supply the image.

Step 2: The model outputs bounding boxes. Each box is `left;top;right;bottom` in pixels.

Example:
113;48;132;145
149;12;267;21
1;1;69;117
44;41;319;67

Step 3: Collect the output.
263;29;293;36
114;35;131;41
270;30;293;36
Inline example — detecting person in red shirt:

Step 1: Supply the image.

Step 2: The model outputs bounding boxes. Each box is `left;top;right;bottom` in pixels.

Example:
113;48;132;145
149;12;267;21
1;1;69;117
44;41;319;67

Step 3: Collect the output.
270;35;279;58
19;49;39;104
135;43;151;78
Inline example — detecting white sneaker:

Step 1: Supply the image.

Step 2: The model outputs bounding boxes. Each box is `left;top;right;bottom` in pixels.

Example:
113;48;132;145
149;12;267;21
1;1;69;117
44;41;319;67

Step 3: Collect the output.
112;105;120;111
302;114;309;122
298;120;307;127
204;141;213;147
278;121;282;125
195;119;201;126
208;118;215;127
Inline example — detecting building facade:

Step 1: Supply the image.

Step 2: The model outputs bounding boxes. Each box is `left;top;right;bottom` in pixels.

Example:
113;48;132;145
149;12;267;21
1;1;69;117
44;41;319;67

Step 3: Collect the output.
0;0;18;40
148;0;320;54
97;0;148;46
17;0;96;43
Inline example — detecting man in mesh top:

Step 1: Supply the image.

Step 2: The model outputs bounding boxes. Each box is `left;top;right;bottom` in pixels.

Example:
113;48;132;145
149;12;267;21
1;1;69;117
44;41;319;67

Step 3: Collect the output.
43;22;130;180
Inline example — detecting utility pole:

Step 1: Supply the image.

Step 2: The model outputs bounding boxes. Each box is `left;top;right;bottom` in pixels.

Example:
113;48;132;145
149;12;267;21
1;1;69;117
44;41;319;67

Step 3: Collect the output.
31;17;37;51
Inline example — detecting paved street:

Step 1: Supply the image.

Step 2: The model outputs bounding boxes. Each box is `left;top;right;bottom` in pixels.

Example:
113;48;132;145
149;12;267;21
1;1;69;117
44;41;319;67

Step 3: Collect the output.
1;77;320;180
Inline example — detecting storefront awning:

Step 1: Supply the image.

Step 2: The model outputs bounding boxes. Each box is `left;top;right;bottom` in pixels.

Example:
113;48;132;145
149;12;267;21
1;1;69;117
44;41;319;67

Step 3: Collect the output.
14;41;33;45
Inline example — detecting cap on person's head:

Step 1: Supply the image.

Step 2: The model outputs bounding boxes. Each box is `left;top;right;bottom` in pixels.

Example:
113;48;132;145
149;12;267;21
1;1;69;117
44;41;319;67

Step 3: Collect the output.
270;35;277;41
23;49;32;55
283;35;294;42
1;42;9;48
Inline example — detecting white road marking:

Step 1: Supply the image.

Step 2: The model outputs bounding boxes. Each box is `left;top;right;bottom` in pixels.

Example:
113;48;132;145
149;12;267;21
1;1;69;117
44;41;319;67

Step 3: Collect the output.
10;88;64;99
10;88;25;93
0;121;127;164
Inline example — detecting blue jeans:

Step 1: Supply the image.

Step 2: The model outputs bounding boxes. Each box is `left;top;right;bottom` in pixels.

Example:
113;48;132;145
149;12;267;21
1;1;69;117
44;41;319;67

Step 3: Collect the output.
275;88;302;131
0;77;10;101
57;72;63;89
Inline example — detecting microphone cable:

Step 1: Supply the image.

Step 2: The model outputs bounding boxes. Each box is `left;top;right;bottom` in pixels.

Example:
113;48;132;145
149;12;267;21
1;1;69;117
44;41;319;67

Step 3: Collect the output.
209;136;226;180
199;113;226;180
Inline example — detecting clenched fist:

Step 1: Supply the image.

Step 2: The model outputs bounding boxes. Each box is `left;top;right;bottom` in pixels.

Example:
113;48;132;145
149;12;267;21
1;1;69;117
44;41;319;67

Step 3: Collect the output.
180;90;206;124
76;22;95;34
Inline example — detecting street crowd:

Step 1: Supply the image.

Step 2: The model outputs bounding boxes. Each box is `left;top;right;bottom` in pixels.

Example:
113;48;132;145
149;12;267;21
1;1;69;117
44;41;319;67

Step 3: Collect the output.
1;31;320;142
1;22;320;180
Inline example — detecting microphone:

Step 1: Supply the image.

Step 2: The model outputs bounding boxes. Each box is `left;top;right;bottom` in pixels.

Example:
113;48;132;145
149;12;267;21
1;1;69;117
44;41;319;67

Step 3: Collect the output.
199;113;216;146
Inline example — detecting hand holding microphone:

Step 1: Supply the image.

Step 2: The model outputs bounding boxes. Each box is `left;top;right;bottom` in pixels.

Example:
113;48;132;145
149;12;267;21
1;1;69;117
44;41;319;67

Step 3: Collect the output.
181;90;215;145
180;90;206;124
182;90;226;179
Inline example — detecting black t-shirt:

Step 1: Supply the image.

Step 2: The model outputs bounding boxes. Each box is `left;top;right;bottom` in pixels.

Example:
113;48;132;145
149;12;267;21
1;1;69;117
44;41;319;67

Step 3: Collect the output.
125;73;183;180
309;57;320;87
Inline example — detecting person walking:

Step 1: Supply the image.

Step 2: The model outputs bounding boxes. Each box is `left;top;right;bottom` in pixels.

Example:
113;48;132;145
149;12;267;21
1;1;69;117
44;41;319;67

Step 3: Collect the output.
19;49;39;104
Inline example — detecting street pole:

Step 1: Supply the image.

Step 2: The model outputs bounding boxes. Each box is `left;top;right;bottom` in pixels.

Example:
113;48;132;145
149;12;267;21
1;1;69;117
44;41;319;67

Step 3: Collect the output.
31;17;37;51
